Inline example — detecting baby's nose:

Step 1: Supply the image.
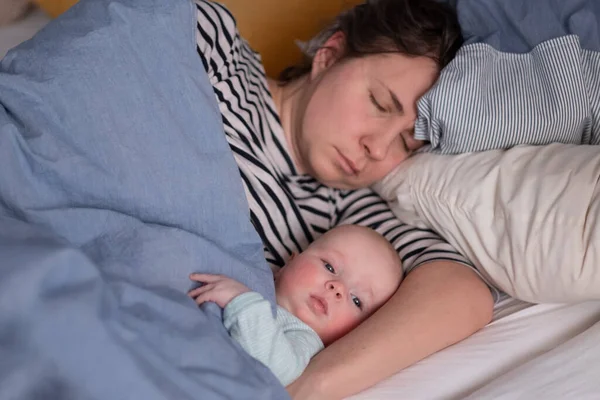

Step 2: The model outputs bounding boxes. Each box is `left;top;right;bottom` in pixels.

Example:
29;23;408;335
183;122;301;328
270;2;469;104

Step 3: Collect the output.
327;282;343;299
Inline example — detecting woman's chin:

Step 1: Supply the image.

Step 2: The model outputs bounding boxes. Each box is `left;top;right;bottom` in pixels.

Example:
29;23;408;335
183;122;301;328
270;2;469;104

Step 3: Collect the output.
321;174;372;190
312;166;357;189
320;176;356;190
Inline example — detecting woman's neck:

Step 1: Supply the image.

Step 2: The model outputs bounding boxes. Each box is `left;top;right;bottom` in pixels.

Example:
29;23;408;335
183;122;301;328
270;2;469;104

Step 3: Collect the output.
267;76;308;174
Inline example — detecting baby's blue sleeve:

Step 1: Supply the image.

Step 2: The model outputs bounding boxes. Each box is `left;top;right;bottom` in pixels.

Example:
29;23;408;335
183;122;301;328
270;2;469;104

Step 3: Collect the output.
223;292;324;386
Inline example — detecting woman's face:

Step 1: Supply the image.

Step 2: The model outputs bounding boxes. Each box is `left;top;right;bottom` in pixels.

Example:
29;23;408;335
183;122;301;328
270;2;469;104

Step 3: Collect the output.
294;37;438;190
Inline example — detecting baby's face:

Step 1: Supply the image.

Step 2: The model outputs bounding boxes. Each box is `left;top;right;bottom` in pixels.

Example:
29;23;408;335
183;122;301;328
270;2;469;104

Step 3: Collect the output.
275;225;402;345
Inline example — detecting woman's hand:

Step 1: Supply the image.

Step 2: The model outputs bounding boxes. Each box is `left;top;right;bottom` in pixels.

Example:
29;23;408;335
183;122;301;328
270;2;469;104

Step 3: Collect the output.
188;273;251;308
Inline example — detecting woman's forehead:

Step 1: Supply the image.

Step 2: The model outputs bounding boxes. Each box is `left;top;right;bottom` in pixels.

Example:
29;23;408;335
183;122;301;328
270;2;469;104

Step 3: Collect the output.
356;54;438;108
361;53;438;83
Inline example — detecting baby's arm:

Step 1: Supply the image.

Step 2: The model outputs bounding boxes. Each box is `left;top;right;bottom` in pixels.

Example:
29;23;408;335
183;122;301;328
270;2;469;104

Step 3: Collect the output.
187;273;323;385
223;293;324;386
188;273;251;307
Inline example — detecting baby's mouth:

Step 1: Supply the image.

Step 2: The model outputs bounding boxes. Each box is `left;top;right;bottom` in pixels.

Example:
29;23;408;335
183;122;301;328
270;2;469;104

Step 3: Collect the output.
309;295;328;315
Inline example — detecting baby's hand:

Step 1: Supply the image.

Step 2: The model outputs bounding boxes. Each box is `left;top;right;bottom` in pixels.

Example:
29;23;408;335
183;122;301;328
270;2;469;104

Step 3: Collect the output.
188;273;251;308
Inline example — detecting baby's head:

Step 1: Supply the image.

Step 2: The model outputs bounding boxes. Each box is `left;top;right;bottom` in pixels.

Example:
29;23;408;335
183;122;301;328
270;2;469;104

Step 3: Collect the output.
274;225;403;346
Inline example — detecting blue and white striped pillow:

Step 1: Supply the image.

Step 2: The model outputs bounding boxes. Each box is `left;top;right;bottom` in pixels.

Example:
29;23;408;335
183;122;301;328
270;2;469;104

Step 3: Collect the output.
414;35;600;154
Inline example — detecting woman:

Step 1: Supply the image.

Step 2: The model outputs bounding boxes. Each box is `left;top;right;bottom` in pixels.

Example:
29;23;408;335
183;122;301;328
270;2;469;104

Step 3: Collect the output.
195;0;496;398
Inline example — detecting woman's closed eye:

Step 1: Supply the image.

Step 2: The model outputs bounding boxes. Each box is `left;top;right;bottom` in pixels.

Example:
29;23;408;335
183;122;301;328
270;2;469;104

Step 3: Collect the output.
399;132;410;153
351;294;363;310
369;92;388;113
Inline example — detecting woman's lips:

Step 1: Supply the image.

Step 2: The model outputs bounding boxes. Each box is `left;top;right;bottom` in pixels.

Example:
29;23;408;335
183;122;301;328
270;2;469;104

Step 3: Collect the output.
309;295;328;315
336;149;359;176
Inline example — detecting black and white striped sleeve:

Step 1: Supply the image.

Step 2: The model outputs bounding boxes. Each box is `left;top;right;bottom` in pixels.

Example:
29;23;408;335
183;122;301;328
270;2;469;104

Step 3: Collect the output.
335;187;500;301
194;0;238;81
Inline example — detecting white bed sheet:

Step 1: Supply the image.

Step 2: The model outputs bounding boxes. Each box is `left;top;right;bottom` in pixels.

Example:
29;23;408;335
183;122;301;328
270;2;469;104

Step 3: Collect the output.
464;318;600;399
351;298;600;400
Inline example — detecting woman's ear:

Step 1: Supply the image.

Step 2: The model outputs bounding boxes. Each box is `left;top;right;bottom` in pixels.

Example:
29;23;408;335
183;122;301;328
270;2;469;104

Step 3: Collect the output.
310;31;346;80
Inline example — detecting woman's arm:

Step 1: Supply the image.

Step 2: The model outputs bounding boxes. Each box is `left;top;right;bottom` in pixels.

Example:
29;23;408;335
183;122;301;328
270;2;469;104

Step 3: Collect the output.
287;260;494;399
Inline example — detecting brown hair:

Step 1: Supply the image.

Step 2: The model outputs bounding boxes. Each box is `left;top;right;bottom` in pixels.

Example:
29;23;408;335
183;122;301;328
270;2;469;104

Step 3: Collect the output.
279;0;463;83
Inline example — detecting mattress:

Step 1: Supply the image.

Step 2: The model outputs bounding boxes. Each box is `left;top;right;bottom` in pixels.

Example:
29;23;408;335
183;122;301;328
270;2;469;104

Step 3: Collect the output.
351;298;600;399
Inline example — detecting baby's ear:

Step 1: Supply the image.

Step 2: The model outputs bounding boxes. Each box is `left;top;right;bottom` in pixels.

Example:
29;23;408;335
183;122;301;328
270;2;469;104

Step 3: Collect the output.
273;267;282;281
275;252;296;281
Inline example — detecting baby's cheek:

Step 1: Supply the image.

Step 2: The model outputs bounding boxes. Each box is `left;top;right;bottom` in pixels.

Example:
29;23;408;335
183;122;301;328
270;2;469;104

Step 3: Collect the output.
297;262;323;281
325;315;362;344
295;307;316;330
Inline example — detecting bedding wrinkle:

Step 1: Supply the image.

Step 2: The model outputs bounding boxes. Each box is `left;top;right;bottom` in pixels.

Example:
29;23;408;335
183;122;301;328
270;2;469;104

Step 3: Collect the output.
583;49;600;144
192;0;476;288
366;0;600;396
416;32;599;154
404;154;502;294
0;0;290;398
377;143;600;303
579;172;600;286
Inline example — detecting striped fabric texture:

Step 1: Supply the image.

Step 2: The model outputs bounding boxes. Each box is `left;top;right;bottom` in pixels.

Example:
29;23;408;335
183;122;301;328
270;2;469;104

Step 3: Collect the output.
193;1;499;301
415;35;600;154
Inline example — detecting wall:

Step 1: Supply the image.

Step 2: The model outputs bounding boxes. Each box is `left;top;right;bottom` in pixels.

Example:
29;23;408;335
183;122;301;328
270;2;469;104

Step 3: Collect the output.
33;0;363;77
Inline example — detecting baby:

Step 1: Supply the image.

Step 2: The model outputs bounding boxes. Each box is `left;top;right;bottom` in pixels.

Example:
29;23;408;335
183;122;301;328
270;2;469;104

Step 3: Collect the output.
187;224;403;385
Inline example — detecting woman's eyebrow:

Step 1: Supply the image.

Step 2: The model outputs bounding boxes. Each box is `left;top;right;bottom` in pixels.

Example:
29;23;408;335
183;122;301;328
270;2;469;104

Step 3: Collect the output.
375;78;404;114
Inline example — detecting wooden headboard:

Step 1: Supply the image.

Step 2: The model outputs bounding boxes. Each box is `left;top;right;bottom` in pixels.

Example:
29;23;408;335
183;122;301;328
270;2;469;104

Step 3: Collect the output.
33;0;362;77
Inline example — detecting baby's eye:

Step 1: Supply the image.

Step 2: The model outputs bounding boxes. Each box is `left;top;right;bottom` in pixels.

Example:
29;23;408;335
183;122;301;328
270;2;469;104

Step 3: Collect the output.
351;294;362;310
323;262;335;274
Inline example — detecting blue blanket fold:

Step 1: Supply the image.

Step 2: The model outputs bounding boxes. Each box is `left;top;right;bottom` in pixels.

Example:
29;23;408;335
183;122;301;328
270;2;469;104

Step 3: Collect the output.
0;0;287;398
455;0;600;52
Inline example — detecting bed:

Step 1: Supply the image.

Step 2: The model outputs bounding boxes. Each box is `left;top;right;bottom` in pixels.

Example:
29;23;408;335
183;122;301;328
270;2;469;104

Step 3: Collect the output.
2;0;599;399
352;298;600;399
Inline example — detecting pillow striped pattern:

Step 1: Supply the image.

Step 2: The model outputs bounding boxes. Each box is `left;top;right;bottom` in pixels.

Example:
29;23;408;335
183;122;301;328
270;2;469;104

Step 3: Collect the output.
415;35;600;154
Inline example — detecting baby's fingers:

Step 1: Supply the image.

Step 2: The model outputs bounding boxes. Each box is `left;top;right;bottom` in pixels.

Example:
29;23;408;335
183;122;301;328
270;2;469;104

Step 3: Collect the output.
193;290;221;306
187;283;213;299
189;273;222;283
194;291;214;305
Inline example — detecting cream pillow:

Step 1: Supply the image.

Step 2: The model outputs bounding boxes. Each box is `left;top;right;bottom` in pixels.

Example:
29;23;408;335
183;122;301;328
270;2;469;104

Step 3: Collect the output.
374;144;600;303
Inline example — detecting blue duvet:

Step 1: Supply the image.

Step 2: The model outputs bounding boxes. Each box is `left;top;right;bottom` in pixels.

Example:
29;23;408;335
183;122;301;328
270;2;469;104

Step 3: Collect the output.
3;0;595;398
0;0;287;398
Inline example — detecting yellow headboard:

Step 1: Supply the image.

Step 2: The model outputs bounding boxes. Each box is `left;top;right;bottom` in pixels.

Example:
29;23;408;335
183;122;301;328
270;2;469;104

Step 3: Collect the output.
34;0;362;77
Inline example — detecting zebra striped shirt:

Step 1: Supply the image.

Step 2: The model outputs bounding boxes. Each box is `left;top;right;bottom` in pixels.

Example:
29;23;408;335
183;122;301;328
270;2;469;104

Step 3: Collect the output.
194;1;498;301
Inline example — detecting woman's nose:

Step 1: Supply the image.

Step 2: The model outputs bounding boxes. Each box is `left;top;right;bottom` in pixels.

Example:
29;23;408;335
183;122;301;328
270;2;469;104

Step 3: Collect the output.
326;281;344;300
361;135;390;161
362;118;415;161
